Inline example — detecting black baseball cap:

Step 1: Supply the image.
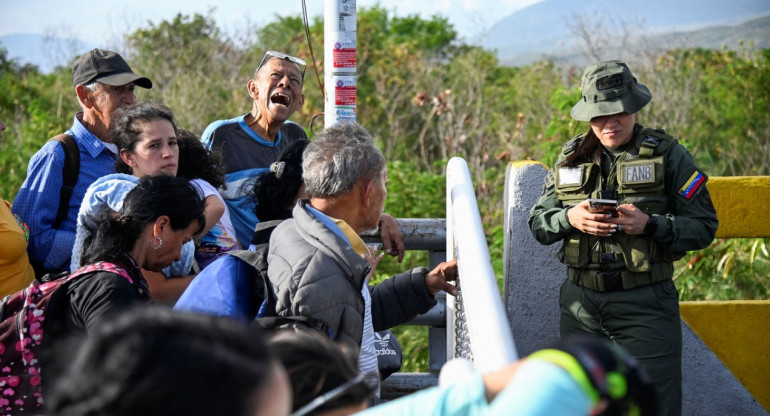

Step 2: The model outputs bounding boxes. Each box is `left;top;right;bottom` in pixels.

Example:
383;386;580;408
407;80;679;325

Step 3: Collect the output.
72;48;152;89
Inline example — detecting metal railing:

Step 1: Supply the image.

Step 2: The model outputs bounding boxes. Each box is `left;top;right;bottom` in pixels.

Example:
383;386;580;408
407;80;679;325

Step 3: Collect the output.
445;157;517;372
368;157;517;398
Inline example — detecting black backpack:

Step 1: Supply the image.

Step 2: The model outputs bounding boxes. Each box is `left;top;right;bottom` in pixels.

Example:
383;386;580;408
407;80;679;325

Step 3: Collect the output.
0;262;131;415
234;226;332;334
177;220;330;335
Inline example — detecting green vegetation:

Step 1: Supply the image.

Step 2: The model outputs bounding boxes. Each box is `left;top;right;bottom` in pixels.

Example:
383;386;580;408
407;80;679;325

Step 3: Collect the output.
2;8;768;371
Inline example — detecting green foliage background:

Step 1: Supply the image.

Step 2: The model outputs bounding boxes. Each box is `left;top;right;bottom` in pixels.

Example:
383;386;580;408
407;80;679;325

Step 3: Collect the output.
2;8;769;371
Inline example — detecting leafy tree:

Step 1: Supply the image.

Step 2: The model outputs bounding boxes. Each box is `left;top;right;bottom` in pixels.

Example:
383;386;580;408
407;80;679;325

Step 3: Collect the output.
1;47;75;199
125;13;258;133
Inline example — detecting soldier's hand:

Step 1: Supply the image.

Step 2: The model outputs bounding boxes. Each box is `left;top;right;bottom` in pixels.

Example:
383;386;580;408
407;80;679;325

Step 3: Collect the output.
567;199;617;237
607;204;649;235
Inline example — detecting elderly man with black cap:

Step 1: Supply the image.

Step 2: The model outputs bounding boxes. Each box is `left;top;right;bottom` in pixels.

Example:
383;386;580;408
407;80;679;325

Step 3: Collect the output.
528;60;717;416
13;48;152;277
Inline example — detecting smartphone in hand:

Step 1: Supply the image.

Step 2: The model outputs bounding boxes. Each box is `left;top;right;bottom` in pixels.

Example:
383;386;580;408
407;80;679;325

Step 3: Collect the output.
588;198;619;217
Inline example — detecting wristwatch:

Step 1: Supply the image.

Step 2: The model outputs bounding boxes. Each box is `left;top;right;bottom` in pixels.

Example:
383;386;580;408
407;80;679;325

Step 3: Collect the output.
644;215;658;236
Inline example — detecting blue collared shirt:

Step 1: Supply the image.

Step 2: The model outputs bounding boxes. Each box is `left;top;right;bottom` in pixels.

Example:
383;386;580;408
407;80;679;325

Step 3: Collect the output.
13;113;118;271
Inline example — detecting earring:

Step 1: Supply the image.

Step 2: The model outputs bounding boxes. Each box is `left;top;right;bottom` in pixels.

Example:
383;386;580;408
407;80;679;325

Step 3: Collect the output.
150;236;163;250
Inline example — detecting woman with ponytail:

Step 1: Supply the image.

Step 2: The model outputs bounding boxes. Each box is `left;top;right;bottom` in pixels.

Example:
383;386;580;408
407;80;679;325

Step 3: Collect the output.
68;174;204;334
35;175;203;412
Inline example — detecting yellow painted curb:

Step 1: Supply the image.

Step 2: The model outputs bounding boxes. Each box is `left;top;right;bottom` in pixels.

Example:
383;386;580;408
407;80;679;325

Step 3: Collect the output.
508;160;549;170
708;177;770;238
680;300;770;412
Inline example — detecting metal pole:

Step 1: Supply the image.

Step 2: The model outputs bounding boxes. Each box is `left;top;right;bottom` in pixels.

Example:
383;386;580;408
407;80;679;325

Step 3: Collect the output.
324;0;357;127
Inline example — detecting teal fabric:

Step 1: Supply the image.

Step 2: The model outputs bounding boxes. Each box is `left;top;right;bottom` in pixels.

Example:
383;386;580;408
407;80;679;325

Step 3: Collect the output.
355;360;591;416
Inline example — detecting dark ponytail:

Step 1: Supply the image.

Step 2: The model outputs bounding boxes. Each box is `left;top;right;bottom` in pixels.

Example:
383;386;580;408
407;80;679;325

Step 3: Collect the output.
252;139;310;221
560;129;602;167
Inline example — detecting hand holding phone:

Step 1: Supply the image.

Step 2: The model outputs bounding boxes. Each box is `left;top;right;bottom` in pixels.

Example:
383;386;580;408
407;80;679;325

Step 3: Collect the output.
588;198;619;217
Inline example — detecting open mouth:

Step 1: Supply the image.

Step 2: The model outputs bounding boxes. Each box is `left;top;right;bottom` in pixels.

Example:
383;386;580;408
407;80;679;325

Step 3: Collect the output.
271;92;291;107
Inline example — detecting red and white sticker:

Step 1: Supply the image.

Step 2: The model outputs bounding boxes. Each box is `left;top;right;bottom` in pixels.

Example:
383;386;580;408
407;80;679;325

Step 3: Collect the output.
333;39;356;69
334;76;356;106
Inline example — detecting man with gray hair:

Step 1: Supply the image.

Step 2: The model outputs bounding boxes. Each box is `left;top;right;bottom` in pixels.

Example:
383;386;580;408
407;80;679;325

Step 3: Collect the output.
201;51;404;261
267;123;458;383
14;48;151;277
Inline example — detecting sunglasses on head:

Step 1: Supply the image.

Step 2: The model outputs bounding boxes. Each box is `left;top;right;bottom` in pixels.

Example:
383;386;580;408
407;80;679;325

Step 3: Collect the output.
290;372;379;416
257;50;307;80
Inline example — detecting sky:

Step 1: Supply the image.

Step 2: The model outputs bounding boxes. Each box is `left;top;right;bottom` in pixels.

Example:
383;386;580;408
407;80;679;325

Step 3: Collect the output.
0;0;543;44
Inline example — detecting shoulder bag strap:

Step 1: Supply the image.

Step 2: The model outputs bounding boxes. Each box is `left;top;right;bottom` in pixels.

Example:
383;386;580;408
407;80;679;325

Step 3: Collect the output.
48;134;80;229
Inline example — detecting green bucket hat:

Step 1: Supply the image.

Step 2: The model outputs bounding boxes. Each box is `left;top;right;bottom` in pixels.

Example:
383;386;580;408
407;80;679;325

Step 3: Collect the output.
570;60;651;122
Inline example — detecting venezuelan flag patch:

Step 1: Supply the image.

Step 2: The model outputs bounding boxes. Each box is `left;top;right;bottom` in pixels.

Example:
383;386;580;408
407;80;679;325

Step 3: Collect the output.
679;171;705;200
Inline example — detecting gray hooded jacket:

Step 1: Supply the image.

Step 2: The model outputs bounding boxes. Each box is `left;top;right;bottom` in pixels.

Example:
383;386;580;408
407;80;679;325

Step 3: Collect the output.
267;200;437;347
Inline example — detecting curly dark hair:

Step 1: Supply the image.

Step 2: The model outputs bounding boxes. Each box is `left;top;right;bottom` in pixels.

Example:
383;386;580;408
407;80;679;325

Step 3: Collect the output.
176;128;226;189
269;330;376;414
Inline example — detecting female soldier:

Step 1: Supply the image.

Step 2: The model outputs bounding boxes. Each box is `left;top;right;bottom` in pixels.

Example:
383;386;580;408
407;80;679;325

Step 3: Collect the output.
528;60;718;416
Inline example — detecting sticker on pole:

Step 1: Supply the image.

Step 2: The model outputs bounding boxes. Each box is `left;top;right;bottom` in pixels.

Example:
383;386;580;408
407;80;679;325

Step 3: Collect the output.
335;106;357;123
333;39;356;69
338;0;357;31
334;76;356;106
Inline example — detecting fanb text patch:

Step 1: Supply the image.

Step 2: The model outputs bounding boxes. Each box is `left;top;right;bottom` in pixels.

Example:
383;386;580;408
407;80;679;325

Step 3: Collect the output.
624;163;655;184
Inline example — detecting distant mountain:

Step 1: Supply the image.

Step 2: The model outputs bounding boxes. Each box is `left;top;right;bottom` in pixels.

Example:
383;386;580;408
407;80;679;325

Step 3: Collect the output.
659;14;770;50
483;0;770;66
0;34;99;73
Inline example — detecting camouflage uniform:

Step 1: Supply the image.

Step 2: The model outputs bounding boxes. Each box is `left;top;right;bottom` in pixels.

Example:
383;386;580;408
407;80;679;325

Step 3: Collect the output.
528;60;718;416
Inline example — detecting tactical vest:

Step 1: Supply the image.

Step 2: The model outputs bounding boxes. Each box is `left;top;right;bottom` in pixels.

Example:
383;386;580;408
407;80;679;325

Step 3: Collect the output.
553;127;680;291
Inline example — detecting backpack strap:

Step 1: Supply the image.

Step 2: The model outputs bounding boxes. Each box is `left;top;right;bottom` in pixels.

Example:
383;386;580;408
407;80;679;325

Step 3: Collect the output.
227;249;273;318
636;127;678;158
48;134;80;229
0;293;12;320
227;249;265;268
251;219;284;246
67;261;133;284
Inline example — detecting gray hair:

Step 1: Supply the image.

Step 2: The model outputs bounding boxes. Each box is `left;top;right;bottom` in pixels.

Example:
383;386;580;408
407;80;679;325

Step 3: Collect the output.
83;81;101;92
303;123;385;199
